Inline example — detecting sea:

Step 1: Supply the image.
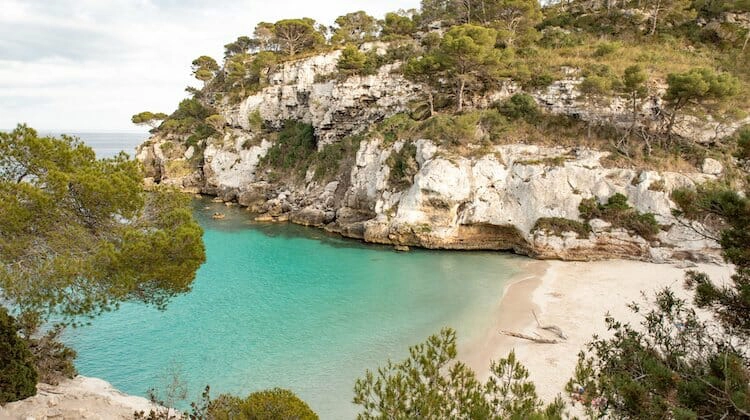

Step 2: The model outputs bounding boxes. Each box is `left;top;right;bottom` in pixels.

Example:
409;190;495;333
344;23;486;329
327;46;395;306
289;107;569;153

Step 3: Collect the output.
56;132;520;419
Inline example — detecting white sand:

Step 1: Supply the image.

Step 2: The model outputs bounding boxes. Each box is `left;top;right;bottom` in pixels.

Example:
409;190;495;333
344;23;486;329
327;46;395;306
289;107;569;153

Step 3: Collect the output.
463;259;735;403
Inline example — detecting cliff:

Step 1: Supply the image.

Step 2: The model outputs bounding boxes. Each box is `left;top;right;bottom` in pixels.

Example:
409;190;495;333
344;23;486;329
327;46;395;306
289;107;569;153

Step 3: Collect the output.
137;46;745;263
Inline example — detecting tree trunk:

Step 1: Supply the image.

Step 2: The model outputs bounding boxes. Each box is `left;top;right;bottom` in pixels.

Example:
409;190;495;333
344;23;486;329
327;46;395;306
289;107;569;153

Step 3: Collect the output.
457;78;466;112
650;1;660;36
428;91;435;117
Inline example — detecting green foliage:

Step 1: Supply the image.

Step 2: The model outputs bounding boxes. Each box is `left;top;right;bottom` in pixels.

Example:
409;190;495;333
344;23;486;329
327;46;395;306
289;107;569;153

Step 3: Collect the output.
204;114;226;132
331;11;378;45
311;135;362;180
497;94;539;122
381;12;417;38
387;142;418;189
420;113;480;146
578;193;661;239
248;110;264;132
261;120;317;171
437;24;503;111
159;98;217;147
0;307;38;404
735;126;750;160
568;287;749;419
593;41;621;57
665;68;740;134
532;217;591;239
0;125;206;323
337;45;368;74
488;0;543;47
223;35;253;58
273;18;326;57
209;388;318;420
573;186;750;418
16;312;77;385
132;112;169;128
191;55;219;83
353;327;565;419
377;113;418;144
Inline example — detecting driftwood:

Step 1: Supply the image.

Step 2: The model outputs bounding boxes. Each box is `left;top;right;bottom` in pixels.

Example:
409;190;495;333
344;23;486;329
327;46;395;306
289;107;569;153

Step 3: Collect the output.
532;309;567;340
500;330;560;344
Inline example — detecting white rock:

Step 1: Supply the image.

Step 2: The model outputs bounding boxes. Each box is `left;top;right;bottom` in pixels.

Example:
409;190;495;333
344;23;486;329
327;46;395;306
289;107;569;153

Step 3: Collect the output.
701;158;723;175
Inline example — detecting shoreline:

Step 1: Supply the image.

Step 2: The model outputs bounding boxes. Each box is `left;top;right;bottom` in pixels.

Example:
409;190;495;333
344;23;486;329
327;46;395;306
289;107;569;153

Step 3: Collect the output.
466;258;735;403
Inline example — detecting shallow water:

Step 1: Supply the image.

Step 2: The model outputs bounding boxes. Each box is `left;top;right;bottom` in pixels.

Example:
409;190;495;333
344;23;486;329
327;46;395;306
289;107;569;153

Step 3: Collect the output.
62;134;522;419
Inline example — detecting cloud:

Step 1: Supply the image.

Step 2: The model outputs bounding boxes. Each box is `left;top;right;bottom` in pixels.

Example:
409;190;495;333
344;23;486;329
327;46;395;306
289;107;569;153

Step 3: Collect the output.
0;0;420;130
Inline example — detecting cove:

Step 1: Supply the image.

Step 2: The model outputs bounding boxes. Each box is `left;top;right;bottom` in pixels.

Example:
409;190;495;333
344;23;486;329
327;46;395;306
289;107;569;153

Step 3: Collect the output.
64;199;522;419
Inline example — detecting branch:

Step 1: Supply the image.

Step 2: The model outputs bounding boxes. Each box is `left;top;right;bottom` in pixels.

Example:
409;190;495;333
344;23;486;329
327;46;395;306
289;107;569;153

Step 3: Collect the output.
501;330;560;344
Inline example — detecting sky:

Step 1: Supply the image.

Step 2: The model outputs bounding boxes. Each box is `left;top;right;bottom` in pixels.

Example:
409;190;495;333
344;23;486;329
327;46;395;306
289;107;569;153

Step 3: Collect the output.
0;0;420;132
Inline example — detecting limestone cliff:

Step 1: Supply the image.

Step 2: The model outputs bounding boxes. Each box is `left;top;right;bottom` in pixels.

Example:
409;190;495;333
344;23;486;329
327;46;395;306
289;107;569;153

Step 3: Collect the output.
137;46;744;263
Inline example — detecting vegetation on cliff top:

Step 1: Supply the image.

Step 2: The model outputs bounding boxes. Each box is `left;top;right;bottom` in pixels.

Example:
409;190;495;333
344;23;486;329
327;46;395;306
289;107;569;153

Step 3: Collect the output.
131;0;750;187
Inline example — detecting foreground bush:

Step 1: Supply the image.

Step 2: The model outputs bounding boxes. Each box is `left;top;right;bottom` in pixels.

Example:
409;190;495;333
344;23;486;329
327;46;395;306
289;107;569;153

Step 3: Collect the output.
209;388;318;420
0;307;38;404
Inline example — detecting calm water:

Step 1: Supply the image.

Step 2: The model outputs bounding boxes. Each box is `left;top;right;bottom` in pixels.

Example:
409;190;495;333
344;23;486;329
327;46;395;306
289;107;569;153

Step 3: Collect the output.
41;131;148;158
61;134;521;419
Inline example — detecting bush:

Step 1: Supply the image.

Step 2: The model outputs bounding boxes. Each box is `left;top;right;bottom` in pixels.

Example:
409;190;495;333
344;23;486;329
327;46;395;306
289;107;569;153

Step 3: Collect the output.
533;217;591;238
497;94;540;122
261;120;316;171
419;113;480;147
387;142;418;189
593;41;621;57
0;307;38;404
578;193;661;240
377;113;417;144
736;126;750;160
208;388;318;420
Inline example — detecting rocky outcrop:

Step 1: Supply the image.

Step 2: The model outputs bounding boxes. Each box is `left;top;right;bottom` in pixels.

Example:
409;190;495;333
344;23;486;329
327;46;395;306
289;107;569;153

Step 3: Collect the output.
0;376;165;420
136;47;742;263
223;44;421;147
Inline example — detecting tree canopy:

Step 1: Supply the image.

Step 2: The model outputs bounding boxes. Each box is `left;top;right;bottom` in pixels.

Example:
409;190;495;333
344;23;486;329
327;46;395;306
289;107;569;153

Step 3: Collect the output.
273;19;326;57
191;55;219;83
331;11;379;45
0;125;206;323
353;327;565;419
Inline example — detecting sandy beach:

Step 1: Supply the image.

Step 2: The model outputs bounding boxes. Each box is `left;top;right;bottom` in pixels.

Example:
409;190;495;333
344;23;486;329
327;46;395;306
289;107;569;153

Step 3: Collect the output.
463;258;735;403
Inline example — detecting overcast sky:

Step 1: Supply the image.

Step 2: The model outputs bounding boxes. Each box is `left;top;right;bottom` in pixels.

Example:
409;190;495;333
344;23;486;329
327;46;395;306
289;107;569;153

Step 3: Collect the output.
0;0;420;131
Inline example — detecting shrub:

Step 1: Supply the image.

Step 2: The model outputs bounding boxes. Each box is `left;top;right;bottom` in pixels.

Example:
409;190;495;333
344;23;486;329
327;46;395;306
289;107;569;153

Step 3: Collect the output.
261;120;316;171
0;307;38;404
593;41;621;57
208;388;318;420
312;135;361;180
387;142;418;189
736;126;750;160
419;113;479;147
377;113;417;144
497;94;540;123
578;193;661;240
533;217;591;238
336;45;367;73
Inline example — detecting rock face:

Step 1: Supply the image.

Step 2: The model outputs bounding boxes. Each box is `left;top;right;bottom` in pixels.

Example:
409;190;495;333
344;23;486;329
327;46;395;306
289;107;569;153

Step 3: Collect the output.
0;376;165;420
136;48;740;263
223;44;421;146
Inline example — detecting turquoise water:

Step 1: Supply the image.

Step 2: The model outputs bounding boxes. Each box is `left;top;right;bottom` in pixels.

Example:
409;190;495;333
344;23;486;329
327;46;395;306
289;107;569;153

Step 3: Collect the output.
60;134;522;419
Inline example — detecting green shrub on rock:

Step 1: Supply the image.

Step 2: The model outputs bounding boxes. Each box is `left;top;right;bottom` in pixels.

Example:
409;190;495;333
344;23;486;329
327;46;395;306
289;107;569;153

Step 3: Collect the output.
578;193;661;240
497;94;540;123
0;307;38;404
208;388;318;420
